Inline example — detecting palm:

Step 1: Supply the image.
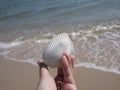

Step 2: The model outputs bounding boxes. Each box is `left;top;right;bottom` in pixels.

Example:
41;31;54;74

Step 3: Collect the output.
37;53;77;90
55;54;77;90
55;75;76;90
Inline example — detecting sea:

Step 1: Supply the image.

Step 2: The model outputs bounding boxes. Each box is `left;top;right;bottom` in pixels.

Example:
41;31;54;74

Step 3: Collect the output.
0;0;120;75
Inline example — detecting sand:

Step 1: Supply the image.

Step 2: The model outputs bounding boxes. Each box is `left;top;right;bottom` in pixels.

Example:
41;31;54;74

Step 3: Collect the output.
0;56;120;90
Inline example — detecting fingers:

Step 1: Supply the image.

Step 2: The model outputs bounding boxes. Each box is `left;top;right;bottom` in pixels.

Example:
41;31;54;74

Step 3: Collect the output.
63;53;74;74
62;55;71;77
55;54;75;89
55;68;64;90
63;53;74;68
54;73;64;90
62;54;75;84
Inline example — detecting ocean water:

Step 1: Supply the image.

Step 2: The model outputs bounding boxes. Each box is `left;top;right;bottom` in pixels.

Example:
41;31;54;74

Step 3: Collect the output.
0;0;120;75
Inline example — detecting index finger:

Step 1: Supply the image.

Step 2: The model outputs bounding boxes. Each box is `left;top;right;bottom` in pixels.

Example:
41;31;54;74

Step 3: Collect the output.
62;55;75;84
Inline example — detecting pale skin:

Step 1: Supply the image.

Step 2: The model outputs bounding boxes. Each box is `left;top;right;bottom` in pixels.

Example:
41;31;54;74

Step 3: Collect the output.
37;53;77;90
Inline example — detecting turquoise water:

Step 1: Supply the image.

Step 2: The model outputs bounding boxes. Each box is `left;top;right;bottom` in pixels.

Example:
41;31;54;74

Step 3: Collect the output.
0;0;120;75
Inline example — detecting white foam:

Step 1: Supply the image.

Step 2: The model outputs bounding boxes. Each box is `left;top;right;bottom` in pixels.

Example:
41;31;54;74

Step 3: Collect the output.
75;63;120;75
105;32;120;40
95;21;120;31
68;32;80;36
3;51;37;65
0;38;50;49
0;41;23;48
43;32;55;37
0;20;120;75
35;39;50;43
0;51;10;55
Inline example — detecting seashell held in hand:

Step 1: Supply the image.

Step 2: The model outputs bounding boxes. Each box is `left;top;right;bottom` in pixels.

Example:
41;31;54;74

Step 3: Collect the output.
42;33;74;68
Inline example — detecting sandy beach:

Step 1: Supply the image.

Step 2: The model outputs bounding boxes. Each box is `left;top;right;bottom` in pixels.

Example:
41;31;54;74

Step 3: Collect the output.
1;30;120;90
0;56;120;90
1;0;120;90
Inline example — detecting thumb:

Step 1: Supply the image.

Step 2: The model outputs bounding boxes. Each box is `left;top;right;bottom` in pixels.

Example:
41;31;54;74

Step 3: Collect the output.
37;61;50;79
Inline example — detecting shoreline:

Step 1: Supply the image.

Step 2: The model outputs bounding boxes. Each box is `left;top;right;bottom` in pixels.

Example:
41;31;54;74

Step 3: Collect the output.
0;56;120;90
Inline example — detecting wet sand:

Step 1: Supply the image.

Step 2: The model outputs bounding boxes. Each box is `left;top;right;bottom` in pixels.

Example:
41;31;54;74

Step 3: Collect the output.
0;56;120;90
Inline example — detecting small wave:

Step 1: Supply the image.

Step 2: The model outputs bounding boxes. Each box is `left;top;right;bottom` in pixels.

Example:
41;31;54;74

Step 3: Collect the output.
35;39;50;43
0;41;23;48
0;11;32;21
2;51;37;65
6;57;38;66
0;38;50;49
94;21;120;31
34;20;120;38
0;21;120;75
75;63;120;75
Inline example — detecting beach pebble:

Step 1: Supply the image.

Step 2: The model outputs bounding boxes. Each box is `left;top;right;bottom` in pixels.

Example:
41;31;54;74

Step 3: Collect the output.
42;33;74;68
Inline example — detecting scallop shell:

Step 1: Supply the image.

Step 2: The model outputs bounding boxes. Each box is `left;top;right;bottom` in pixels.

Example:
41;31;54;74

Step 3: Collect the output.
42;33;74;68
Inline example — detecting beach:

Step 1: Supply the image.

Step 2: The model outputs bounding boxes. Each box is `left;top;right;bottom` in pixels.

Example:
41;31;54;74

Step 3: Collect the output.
0;0;120;90
0;56;120;90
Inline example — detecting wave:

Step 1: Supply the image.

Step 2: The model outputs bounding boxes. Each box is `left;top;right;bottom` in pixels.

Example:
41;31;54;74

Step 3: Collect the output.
0;38;50;49
0;41;23;48
75;63;120;75
0;21;120;75
0;11;32;21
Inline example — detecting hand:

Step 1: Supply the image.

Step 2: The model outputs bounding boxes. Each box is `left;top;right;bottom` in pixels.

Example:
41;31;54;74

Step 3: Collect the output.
37;53;77;90
55;53;77;90
37;61;57;90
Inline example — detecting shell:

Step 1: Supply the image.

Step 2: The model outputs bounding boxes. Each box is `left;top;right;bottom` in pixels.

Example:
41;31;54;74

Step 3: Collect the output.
42;33;74;68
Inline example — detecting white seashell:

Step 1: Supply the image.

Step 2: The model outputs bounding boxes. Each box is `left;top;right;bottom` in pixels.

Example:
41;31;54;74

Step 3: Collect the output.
42;33;74;68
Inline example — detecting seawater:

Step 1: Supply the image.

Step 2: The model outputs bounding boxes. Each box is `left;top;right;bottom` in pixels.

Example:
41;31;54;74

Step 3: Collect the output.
0;0;120;75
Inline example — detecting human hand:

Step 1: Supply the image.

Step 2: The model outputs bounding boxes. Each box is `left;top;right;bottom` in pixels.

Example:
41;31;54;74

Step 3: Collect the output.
37;61;57;90
37;53;77;90
55;53;77;90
